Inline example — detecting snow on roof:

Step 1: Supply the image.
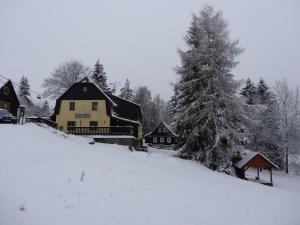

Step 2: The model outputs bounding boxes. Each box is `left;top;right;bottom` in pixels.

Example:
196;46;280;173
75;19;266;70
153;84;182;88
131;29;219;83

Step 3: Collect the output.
55;77;117;107
234;150;279;169
111;113;141;125
144;121;177;137
161;122;178;137
108;94;141;108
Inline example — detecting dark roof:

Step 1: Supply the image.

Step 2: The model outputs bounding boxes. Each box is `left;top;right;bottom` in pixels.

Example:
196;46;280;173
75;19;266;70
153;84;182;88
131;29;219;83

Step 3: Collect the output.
144;121;177;137
107;94;142;122
0;80;20;104
234;150;279;169
53;77;115;116
0;80;20;116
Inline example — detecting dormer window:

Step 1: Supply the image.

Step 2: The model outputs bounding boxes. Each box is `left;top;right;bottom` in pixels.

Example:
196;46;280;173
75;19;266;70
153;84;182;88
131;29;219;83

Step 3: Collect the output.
3;86;9;95
82;86;87;92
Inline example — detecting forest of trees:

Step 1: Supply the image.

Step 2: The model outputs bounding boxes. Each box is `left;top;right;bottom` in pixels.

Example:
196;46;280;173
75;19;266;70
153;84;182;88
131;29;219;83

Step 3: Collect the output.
38;5;300;174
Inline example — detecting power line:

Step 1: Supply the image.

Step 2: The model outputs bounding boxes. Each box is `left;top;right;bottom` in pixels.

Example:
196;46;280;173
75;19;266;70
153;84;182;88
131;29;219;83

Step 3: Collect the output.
0;74;41;97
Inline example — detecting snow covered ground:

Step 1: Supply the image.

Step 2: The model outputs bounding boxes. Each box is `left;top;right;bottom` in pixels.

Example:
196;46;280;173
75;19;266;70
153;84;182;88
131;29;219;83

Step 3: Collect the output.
0;124;299;225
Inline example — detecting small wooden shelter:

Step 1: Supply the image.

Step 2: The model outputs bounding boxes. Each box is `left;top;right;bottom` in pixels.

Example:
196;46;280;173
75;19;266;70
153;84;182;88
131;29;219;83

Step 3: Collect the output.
234;151;279;186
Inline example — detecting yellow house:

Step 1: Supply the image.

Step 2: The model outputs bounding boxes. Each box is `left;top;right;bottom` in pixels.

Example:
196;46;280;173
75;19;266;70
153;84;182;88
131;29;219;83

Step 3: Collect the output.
51;77;143;147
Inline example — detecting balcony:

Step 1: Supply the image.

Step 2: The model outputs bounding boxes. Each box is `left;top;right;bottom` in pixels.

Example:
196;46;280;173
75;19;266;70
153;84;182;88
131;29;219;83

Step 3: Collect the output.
67;126;134;137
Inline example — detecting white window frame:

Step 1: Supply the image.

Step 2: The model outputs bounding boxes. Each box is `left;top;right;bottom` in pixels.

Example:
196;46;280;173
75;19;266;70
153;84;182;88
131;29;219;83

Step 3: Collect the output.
158;128;162;133
167;137;171;143
153;137;157;143
163;128;166;133
160;137;164;143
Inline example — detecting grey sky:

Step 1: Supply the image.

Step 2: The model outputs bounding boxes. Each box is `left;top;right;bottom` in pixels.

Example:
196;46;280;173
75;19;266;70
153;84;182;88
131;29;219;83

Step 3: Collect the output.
1;0;299;100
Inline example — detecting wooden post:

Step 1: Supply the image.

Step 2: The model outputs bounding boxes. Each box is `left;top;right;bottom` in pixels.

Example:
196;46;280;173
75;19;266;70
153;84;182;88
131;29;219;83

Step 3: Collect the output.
256;167;260;180
270;168;273;184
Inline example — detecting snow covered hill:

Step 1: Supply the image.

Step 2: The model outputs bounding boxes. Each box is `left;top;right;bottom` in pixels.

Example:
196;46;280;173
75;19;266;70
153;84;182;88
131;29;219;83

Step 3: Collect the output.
0;124;299;225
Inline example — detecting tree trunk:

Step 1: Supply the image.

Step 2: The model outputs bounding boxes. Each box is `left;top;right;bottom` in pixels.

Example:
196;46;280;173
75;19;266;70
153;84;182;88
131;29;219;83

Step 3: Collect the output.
285;145;289;174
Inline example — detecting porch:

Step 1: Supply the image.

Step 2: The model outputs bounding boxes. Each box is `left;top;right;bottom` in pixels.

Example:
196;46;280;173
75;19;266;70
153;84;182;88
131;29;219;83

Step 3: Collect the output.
67;126;134;137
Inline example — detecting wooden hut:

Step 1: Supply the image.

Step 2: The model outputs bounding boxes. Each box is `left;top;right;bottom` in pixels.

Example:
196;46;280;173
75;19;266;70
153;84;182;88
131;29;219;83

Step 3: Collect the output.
234;151;279;186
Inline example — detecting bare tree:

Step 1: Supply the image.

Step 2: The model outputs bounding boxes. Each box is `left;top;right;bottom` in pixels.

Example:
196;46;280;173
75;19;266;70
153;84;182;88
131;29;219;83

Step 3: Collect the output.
274;79;300;173
43;60;90;99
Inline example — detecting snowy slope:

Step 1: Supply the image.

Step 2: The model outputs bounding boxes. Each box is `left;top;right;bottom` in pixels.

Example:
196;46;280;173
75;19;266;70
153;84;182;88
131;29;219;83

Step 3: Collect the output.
0;124;299;225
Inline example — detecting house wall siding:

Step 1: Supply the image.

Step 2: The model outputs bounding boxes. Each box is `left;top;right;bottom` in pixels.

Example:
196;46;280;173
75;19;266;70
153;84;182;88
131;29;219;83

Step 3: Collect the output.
56;100;111;132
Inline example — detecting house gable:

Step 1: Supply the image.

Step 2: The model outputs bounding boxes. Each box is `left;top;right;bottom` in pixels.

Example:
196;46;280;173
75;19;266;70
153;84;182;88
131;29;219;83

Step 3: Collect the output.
145;122;177;138
0;80;20;116
144;122;177;146
53;78;114;117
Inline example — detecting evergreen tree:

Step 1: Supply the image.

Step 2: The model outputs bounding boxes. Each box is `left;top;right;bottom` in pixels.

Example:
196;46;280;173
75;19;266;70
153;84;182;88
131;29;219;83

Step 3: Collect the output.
91;59;110;92
119;79;134;101
249;97;284;167
256;78;271;104
240;78;256;105
169;85;179;118
41;100;50;116
174;5;244;172
19;76;31;97
134;86;152;133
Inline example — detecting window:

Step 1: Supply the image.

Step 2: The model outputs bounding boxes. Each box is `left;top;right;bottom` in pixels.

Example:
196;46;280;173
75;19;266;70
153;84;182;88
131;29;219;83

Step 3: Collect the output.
0;101;10;110
4;102;10;110
69;102;75;111
160;137;164;143
90;121;98;127
3;86;9;95
153;137;157;143
82;86;88;92
92;102;98;111
163;128;166;133
67;121;76;127
167;137;171;143
158;128;162;133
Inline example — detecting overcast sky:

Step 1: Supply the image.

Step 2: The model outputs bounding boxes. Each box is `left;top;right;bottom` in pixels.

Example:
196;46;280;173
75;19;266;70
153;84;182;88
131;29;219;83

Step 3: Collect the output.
0;0;299;100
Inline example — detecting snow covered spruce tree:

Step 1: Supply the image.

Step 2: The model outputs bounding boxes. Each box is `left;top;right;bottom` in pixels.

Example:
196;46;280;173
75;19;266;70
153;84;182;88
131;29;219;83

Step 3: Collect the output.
134;86;153;133
119;79;134;101
240;78;257;105
91;59;110;93
19;76;31;97
248;94;284;167
256;78;272;104
174;5;245;172
41;100;50;116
